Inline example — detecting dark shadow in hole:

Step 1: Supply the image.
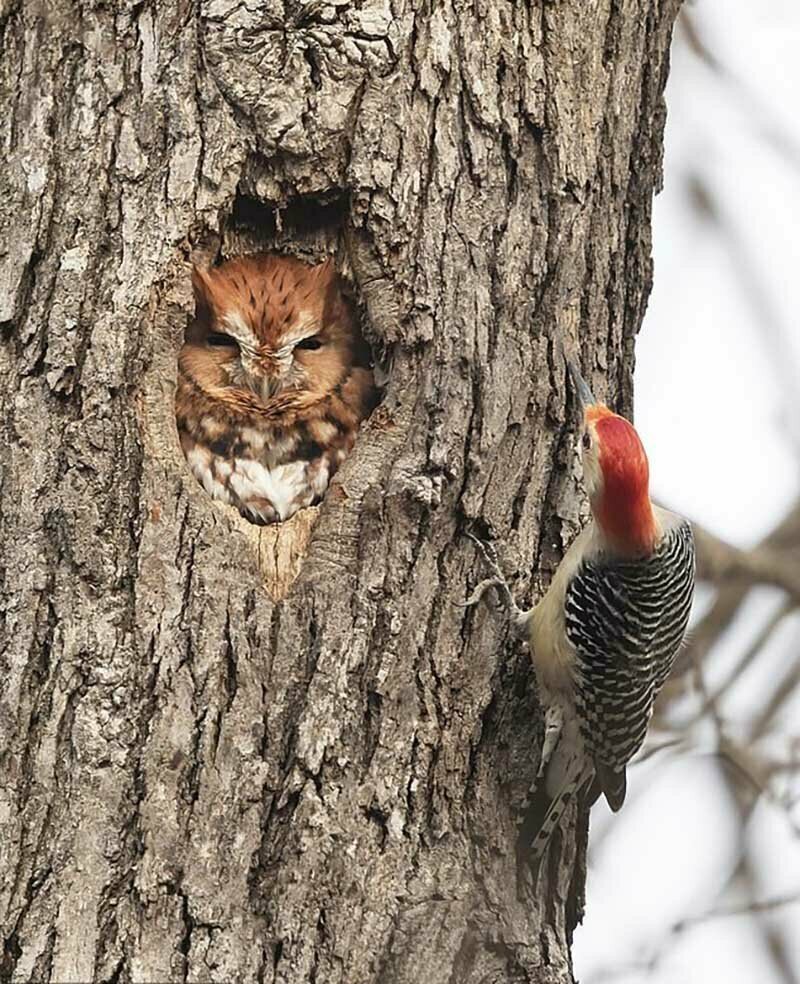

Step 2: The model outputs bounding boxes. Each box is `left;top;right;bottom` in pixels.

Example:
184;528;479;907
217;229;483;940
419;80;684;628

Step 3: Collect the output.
229;191;349;239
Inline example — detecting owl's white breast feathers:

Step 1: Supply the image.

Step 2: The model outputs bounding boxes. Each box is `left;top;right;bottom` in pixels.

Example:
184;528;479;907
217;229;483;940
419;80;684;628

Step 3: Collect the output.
227;458;314;520
183;424;337;523
186;446;234;505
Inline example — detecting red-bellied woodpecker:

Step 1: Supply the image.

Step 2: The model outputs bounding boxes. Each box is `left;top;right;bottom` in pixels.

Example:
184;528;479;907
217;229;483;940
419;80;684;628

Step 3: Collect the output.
466;360;695;858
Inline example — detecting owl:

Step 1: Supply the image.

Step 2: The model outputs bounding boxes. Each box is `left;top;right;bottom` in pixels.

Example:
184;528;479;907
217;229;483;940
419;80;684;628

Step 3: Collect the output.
176;253;378;525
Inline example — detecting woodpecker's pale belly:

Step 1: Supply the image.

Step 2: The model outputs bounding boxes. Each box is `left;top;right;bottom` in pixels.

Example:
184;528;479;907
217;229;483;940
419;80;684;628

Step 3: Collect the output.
528;628;575;697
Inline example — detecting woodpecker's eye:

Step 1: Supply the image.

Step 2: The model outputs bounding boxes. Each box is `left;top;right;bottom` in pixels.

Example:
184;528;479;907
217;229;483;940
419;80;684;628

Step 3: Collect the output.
582;432;592;450
207;332;239;348
295;336;323;351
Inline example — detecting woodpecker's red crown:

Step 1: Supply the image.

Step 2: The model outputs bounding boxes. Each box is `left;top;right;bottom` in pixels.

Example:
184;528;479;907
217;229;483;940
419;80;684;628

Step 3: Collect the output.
569;362;657;556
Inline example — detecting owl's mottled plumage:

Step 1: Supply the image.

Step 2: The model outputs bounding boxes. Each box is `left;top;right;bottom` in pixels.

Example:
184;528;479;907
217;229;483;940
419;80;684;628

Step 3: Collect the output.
176;253;377;524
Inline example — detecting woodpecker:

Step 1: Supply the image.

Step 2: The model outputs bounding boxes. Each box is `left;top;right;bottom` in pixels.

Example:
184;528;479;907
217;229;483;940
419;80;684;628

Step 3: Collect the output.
466;360;695;858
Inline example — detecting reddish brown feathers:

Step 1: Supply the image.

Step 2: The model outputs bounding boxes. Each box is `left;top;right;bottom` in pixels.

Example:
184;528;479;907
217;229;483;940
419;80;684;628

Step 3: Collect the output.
176;253;378;524
190;254;342;349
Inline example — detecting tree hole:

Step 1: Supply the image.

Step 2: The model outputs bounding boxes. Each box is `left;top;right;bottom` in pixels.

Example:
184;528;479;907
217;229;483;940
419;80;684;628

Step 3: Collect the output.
177;187;385;599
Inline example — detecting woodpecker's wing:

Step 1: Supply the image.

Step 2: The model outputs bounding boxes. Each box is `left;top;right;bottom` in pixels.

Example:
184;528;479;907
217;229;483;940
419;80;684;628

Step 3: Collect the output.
563;520;695;808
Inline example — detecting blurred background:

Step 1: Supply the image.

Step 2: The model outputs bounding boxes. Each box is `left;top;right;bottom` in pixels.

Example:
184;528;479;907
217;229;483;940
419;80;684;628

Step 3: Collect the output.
573;2;800;981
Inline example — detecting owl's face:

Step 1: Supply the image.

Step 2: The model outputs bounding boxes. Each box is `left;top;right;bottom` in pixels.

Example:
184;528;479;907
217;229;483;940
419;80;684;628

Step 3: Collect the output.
185;254;361;405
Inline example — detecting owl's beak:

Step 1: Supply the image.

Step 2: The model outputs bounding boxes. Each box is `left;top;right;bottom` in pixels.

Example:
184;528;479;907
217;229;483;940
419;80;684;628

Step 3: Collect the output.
238;352;280;401
239;346;293;402
258;375;283;401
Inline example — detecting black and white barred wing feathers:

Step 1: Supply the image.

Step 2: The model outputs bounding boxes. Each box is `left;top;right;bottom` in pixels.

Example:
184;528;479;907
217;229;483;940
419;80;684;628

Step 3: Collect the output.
563;521;695;807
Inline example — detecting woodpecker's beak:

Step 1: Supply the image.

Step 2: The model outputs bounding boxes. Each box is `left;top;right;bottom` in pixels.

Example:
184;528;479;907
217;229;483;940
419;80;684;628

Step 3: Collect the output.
567;359;597;410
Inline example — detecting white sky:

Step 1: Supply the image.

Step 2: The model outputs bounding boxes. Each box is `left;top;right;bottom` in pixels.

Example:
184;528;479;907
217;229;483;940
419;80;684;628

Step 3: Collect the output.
573;2;800;980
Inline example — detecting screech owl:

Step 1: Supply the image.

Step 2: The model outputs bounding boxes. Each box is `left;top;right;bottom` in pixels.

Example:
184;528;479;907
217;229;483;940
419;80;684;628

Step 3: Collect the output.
175;253;378;525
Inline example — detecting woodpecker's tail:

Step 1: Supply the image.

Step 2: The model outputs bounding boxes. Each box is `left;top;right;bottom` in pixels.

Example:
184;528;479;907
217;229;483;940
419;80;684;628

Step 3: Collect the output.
524;762;594;861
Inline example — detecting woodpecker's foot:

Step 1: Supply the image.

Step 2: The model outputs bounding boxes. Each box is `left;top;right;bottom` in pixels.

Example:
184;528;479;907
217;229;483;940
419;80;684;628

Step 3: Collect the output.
462;533;528;632
537;704;564;783
462;576;507;609
510;608;531;641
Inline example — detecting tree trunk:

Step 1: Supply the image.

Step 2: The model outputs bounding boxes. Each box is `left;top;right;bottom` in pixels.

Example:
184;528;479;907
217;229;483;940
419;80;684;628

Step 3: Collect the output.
1;1;679;981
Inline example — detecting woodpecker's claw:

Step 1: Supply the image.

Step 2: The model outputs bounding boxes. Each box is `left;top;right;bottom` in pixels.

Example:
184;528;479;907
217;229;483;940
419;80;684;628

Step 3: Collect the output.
465;532;505;579
461;577;506;608
461;534;529;637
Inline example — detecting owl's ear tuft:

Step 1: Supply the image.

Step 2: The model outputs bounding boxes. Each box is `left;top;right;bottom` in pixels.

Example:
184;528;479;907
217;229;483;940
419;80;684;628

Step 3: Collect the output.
318;261;354;331
313;256;336;286
192;265;216;324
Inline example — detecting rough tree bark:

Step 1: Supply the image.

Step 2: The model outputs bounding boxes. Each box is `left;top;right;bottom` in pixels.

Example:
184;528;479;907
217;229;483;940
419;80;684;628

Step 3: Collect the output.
1;1;679;981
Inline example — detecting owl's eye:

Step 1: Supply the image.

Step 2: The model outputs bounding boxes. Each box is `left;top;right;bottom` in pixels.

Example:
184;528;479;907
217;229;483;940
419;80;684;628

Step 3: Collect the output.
582;432;592;450
295;336;323;351
207;332;239;348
